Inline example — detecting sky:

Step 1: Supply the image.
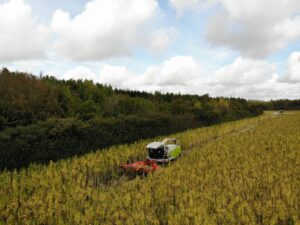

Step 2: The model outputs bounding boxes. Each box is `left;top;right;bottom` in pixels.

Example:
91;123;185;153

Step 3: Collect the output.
0;0;300;100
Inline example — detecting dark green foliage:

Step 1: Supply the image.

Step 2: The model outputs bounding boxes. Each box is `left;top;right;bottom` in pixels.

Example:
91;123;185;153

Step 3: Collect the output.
266;99;300;110
0;68;266;170
0;115;201;169
0;69;63;127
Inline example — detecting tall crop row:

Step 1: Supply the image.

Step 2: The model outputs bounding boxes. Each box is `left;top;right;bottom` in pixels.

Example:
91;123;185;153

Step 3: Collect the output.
0;112;299;225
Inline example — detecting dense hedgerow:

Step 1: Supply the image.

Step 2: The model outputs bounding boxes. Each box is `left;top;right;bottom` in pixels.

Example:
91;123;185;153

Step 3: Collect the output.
0;114;202;170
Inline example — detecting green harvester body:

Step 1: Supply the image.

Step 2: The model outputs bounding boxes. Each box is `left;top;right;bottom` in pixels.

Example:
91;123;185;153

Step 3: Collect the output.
146;138;181;163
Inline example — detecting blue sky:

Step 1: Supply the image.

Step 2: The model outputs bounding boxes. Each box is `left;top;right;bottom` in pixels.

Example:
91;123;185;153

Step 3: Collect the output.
0;0;300;99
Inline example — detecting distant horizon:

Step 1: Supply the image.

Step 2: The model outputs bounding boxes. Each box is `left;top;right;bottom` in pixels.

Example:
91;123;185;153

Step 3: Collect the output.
2;67;299;102
0;0;300;100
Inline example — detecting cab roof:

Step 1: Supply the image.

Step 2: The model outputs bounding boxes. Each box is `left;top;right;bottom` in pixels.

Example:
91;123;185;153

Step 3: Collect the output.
146;142;163;149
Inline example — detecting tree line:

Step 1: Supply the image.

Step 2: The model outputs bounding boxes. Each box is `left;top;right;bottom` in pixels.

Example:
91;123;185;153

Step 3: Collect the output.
0;68;288;170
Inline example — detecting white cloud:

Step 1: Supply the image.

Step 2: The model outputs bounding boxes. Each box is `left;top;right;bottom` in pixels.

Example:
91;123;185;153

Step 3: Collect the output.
206;0;300;58
51;0;162;61
98;65;137;88
209;77;300;100
0;0;49;61
169;0;216;15
143;55;200;86
212;57;276;85
280;52;300;83
96;55;200;90
147;29;172;54
60;53;300;100
204;53;300;99
64;66;96;81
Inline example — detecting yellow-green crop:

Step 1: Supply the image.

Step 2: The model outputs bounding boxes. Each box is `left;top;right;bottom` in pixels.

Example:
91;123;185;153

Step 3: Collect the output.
0;112;299;225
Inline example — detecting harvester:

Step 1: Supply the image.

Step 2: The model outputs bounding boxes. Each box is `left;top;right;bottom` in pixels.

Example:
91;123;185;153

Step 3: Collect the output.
120;138;181;174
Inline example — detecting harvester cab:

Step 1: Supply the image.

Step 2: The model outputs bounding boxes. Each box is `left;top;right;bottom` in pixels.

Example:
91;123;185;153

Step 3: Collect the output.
119;138;181;174
146;138;181;163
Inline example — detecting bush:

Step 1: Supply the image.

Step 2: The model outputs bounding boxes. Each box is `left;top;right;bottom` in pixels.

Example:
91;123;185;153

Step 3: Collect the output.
0;115;202;170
